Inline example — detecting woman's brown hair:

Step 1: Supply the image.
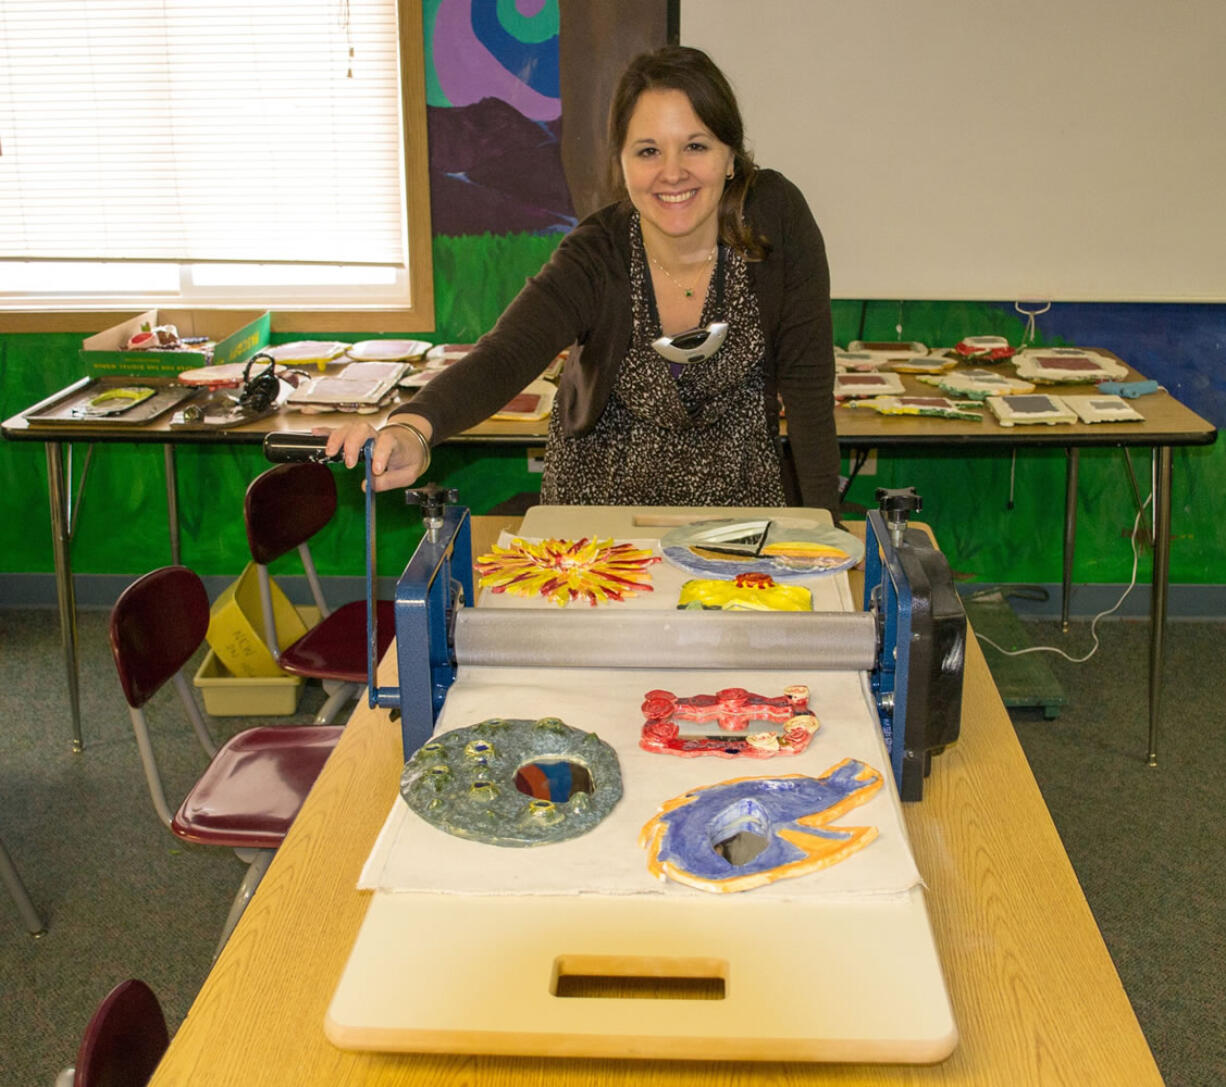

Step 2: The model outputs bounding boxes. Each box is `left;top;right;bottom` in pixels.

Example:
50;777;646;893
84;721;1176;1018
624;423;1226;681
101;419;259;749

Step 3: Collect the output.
607;45;770;260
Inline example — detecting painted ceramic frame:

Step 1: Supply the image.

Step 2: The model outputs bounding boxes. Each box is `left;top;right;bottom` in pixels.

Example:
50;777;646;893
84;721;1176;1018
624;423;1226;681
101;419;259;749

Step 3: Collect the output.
951;336;1016;363
919;368;1035;399
640;760;884;893
1060;394;1145;423
400;717;623;847
1012;347;1129;384
477;536;661;606
833;371;907;399
676;572;813;611
986;393;1078;426
640;685;820;758
847;395;983;421
846;339;928;358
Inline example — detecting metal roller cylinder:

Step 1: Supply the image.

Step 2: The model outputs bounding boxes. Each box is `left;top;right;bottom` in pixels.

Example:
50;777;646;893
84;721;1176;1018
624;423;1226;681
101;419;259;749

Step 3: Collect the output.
453;608;878;671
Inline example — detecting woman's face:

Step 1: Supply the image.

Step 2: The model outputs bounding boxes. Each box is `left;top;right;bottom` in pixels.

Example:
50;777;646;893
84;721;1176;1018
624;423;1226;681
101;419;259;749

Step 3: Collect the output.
619;88;734;252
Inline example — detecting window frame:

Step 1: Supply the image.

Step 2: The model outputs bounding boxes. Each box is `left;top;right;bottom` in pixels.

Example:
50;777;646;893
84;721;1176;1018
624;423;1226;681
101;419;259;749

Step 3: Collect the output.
0;0;434;336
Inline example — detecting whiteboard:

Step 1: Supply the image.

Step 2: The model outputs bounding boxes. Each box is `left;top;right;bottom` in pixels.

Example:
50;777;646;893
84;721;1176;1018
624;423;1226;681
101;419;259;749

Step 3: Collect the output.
682;0;1226;302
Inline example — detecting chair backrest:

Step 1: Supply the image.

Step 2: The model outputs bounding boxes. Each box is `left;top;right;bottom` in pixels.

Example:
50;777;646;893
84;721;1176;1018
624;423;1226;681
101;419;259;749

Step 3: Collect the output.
73;979;168;1087
244;462;338;566
110;567;209;710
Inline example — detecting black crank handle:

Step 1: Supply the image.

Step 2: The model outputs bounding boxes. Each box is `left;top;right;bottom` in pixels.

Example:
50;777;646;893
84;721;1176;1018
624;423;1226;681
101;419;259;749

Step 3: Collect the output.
262;432;362;464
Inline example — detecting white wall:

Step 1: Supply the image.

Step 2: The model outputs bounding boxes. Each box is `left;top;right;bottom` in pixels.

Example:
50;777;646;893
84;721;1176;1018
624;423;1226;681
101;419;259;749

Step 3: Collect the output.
684;0;1225;302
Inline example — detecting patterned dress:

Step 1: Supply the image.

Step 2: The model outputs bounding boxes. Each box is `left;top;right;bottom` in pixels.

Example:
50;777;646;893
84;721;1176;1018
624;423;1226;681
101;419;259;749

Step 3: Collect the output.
541;215;786;507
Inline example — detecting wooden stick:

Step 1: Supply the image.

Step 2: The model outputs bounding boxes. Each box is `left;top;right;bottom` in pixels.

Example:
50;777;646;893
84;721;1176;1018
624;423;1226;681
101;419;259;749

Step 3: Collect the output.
631;514;705;527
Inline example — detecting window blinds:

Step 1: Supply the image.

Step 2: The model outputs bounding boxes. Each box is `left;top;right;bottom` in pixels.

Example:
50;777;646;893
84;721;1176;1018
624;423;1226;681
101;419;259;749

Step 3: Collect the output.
0;0;407;267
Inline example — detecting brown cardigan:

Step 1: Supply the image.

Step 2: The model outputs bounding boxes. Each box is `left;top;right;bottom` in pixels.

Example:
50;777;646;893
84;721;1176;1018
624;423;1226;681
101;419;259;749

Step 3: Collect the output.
397;169;839;511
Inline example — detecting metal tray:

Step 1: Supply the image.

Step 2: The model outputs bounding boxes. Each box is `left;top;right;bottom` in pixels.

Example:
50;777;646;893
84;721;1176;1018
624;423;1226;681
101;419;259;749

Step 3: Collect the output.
21;377;200;427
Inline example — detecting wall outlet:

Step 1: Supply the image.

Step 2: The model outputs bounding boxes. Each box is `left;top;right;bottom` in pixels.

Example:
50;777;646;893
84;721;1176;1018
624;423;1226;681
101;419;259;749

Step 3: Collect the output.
527;447;546;474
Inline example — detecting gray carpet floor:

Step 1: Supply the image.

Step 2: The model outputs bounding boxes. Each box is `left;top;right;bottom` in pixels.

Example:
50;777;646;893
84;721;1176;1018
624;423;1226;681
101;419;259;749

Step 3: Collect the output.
1;606;1223;1086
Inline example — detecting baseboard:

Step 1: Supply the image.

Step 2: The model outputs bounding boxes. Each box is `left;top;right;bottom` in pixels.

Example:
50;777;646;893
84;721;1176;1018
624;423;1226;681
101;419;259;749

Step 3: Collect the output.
4;572;1226;621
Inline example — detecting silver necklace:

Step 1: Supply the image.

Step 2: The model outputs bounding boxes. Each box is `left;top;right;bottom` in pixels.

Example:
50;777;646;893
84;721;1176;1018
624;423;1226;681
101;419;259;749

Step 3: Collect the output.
649;244;716;298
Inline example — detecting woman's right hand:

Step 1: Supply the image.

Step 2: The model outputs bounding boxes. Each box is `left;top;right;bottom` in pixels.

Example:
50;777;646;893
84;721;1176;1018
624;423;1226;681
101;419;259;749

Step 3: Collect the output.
317;415;433;492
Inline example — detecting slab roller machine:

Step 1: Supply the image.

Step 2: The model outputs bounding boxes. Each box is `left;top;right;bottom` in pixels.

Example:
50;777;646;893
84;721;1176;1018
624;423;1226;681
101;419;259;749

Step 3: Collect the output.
264;433;967;1064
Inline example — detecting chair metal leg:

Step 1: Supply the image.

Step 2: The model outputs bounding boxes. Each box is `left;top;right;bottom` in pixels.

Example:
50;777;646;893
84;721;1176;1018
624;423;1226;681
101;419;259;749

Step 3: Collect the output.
214;848;275;960
1;834;46;937
173;673;217;757
314;681;359;725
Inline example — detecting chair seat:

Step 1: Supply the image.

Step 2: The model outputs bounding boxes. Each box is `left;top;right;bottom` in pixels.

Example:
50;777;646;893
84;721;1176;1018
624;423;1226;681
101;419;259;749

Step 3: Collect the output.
278;599;395;683
171;726;343;850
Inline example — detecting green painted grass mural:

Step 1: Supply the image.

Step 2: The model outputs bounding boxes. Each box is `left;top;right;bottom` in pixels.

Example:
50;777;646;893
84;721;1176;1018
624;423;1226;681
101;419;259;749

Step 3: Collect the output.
1;252;1222;587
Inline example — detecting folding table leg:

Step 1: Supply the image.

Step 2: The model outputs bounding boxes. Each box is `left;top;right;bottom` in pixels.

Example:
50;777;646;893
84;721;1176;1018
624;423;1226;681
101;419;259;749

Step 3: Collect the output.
45;441;83;752
1062;448;1079;632
1147;447;1172;768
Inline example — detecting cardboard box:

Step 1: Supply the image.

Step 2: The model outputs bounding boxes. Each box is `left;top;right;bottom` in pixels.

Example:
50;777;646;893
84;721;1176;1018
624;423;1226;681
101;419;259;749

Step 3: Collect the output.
81;309;270;377
206;563;309;678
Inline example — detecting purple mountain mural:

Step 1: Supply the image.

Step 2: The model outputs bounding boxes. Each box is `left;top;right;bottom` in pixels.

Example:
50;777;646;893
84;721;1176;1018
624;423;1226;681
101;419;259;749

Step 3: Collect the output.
427;98;577;236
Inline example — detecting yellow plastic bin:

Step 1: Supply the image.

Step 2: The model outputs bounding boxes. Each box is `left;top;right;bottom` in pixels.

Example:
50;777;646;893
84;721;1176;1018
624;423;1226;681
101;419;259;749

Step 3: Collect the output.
193;652;305;716
205;563;308;678
195;605;321;716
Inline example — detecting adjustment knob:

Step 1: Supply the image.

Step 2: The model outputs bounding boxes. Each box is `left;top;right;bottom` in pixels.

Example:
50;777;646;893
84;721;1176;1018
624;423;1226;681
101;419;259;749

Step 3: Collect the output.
875;486;922;546
406;482;459;536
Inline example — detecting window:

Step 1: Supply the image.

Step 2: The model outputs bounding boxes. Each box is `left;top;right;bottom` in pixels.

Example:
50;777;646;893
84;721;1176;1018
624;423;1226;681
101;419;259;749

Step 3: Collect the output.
0;0;433;332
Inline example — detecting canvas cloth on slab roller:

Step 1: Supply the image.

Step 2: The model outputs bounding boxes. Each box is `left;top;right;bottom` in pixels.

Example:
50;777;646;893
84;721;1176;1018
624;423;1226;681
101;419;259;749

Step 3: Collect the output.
361;657;921;901
361;523;919;901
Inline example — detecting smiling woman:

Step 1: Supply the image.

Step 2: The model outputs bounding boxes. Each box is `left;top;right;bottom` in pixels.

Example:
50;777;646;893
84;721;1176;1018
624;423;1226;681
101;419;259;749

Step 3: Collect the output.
620;90;732;252
324;44;841;514
619;88;731;335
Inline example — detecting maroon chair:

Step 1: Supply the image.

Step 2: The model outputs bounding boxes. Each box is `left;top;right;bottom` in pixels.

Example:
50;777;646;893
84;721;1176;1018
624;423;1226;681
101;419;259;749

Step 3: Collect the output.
243;461;395;723
59;979;168;1087
109;566;342;953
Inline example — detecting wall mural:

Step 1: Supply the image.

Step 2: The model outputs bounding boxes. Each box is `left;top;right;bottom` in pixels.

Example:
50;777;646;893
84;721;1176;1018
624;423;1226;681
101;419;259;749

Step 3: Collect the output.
424;0;576;235
1;4;1222;591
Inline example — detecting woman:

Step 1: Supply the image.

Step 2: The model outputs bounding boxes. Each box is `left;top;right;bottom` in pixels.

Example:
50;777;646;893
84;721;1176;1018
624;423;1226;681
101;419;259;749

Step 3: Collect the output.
326;46;839;512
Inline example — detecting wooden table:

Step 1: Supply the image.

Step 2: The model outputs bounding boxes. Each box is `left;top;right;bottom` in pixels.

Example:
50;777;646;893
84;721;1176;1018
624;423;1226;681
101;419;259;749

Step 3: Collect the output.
147;516;1162;1086
828;360;1216;768
2;355;1215;763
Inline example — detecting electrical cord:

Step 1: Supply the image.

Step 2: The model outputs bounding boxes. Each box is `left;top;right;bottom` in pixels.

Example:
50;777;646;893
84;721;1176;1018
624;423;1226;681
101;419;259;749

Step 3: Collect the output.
1014;300;1051;345
975;492;1151;664
840;448;871;500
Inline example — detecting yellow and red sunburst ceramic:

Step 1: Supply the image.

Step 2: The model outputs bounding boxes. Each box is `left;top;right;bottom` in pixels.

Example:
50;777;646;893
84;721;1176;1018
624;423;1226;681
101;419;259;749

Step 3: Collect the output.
476;537;662;607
